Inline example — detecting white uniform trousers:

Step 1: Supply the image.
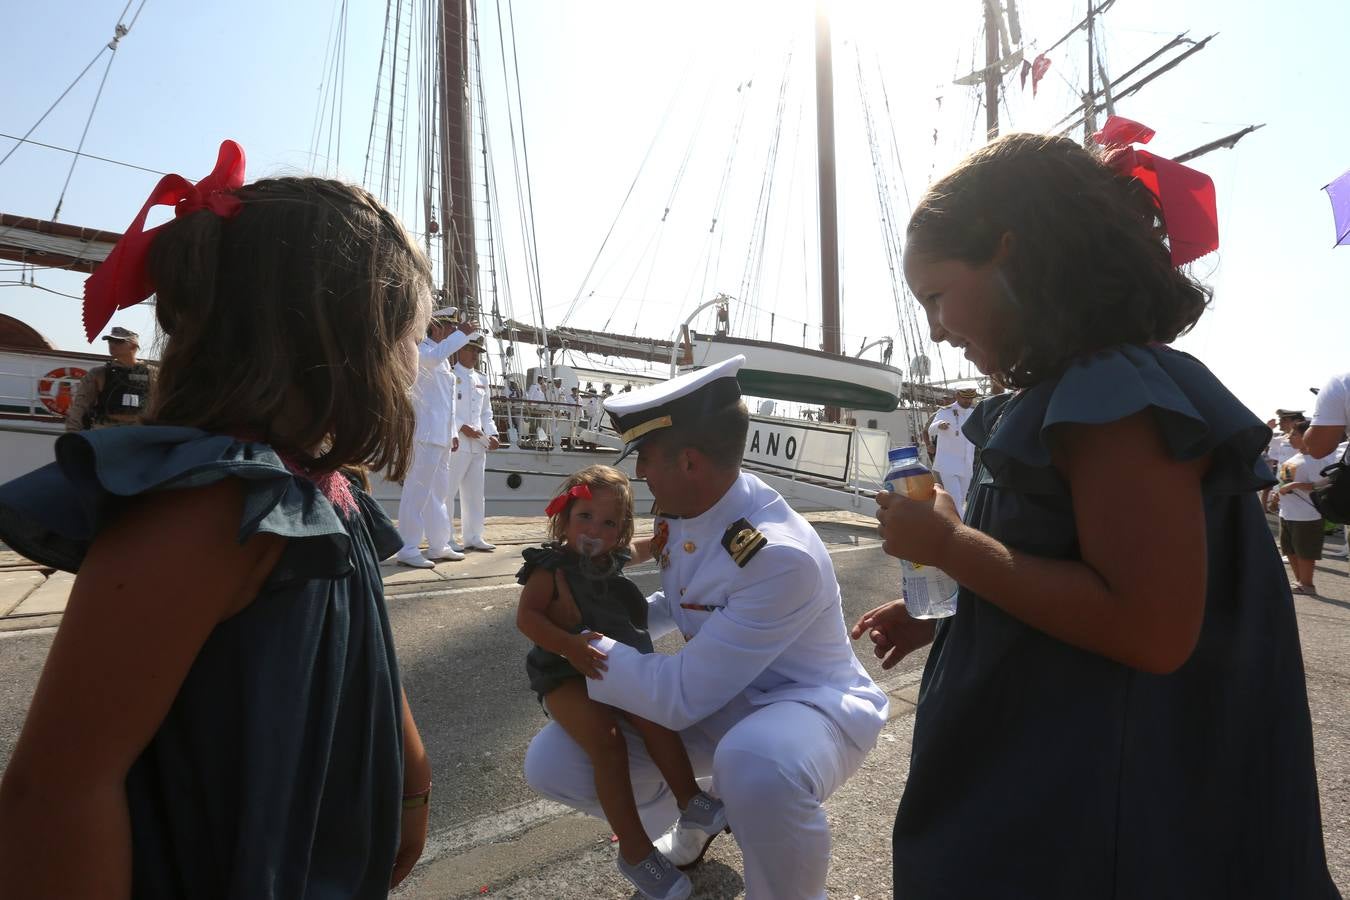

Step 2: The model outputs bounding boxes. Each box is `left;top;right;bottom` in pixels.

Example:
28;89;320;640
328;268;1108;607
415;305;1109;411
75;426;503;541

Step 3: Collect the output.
447;447;488;544
937;469;969;514
524;699;868;900
397;440;453;555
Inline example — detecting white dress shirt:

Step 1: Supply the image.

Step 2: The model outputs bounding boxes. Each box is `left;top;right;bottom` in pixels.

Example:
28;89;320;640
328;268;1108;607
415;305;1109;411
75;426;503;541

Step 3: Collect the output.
928;402;977;475
453;363;499;452
410;332;471;446
588;472;888;752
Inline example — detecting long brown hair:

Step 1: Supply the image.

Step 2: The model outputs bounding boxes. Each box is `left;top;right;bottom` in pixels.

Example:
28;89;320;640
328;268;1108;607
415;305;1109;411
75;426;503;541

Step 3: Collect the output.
906;133;1211;389
547;465;636;551
145;177;429;481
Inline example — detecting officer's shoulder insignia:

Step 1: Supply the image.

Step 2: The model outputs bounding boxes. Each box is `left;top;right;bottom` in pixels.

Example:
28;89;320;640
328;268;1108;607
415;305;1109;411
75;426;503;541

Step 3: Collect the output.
721;518;768;568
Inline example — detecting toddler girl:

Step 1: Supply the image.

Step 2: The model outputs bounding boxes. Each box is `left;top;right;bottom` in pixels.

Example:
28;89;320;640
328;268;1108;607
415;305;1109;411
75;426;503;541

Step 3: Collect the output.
516;464;722;900
0;142;432;897
855;120;1336;898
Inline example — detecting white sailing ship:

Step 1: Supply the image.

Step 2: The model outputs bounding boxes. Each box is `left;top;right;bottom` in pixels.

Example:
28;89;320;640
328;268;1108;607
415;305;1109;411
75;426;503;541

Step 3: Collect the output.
1;2;1255;516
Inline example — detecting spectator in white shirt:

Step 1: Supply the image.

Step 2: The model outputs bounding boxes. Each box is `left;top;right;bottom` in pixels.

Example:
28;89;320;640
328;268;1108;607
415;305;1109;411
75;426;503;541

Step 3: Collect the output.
1275;420;1338;595
1305;371;1350;459
1265;410;1304;513
525;377;547;445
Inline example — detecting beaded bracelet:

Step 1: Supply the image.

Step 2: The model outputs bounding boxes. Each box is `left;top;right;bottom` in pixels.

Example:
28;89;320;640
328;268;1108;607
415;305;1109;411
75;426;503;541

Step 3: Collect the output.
402;784;432;810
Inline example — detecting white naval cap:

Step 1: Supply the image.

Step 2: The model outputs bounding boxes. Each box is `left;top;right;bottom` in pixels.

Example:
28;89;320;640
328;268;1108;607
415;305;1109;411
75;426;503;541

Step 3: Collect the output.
431;305;458;319
603;355;745;462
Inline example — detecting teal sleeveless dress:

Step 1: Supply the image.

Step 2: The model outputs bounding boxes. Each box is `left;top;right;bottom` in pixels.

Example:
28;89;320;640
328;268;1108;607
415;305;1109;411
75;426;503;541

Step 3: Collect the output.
892;346;1338;899
0;426;407;899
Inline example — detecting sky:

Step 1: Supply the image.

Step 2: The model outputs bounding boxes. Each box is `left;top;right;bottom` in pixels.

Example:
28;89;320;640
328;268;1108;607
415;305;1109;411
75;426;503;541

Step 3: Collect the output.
2;0;1348;421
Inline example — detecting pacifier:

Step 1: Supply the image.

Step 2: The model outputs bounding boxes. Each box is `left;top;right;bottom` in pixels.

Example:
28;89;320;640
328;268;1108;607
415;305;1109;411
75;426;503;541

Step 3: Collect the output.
576;535;606;558
575;535;621;581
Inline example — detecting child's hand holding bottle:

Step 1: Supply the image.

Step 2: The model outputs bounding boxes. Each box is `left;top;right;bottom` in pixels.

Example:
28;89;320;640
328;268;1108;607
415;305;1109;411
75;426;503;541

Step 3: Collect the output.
875;485;962;565
878;445;963;619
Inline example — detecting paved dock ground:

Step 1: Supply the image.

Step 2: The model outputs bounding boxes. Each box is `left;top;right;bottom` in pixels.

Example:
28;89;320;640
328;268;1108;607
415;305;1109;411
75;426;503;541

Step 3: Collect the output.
1;515;1346;898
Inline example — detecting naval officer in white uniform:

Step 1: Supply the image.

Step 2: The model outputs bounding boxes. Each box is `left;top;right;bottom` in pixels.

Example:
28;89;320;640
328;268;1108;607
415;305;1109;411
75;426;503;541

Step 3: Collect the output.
523;356;888;900
395;309;479;567
927;386;979;514
447;333;500;551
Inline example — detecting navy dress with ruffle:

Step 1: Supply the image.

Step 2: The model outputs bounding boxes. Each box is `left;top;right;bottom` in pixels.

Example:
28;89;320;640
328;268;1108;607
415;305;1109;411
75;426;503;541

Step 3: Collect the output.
892;346;1337;899
0;426;407;899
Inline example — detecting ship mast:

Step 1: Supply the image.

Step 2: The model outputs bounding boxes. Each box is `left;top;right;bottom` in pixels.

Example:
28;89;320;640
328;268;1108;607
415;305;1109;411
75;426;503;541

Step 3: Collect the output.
814;1;842;422
438;0;478;321
984;0;1002;139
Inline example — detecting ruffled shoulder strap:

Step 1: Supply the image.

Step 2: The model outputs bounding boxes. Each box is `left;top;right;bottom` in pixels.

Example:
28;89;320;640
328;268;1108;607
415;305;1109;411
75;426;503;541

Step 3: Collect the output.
516;542;574;585
966;345;1273;496
0;425;369;586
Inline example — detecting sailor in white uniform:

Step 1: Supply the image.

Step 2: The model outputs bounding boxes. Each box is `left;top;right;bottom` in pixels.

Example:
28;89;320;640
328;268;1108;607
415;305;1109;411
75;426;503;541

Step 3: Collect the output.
523;356;888;900
447;333;500;551
395;309;478;567
927;386;979;514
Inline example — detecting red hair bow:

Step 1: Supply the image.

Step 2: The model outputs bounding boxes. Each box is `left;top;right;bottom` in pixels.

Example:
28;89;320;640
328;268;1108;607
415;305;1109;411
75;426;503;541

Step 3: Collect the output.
1092;116;1218;267
82;140;247;342
545;483;592;517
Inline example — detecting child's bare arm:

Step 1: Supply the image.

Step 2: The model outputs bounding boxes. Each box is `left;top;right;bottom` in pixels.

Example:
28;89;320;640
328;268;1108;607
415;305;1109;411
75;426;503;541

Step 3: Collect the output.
628;536;654;565
517;568;576;654
0;479;285;898
517;568;607;678
391;688;431;888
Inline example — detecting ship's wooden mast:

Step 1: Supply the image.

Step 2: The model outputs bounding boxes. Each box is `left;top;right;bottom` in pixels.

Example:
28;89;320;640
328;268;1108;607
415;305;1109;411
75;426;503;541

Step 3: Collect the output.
438;0;478;320
814;1;842;422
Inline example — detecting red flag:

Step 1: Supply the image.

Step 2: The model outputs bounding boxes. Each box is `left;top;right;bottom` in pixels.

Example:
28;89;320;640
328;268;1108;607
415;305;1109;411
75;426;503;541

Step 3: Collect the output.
1020;59;1031;90
1031;53;1051;97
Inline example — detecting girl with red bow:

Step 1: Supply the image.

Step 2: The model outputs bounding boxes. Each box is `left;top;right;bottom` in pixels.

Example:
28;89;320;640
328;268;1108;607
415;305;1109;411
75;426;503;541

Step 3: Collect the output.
0;143;432;896
857;126;1336;898
516;465;719;899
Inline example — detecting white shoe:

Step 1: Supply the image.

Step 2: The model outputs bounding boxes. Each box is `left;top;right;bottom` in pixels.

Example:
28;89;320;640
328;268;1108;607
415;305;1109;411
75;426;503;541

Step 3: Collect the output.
653;801;729;869
427;546;465;561
394;551;435;569
464;539;496;552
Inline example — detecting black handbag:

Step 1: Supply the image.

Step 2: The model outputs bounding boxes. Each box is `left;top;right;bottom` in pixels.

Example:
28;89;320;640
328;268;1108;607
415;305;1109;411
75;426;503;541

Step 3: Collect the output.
1310;445;1350;525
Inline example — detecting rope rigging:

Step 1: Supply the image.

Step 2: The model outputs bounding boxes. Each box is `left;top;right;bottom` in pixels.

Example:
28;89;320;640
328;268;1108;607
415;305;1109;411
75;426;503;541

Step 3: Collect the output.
734;52;793;337
856;46;951;393
490;0;546;343
556;60;695;330
0;0;149;225
707;78;754;237
309;0;352;180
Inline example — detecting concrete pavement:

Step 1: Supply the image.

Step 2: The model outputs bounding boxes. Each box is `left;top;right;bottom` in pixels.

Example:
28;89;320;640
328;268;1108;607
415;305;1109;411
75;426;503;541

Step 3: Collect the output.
390;522;1350;899
0;510;882;631
1;514;1346;898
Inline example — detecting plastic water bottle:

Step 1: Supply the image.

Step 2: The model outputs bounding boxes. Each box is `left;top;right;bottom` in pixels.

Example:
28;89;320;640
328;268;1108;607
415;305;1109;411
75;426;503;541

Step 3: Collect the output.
882;445;959;619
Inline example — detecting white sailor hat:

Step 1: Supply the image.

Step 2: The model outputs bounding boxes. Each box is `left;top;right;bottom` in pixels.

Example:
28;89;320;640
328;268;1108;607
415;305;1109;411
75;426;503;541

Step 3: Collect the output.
603;355;744;462
431;305;458;320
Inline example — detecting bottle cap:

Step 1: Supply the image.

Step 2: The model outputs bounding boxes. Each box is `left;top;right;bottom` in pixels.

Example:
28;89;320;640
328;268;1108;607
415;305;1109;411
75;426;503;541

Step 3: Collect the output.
887;444;920;464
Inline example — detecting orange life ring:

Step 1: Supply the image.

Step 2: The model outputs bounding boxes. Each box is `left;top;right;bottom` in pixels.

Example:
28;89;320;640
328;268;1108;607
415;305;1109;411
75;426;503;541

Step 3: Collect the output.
37;366;88;416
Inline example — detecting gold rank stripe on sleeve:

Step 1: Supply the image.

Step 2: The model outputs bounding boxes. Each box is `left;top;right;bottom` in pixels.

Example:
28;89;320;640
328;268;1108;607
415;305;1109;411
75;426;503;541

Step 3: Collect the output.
721;517;768;568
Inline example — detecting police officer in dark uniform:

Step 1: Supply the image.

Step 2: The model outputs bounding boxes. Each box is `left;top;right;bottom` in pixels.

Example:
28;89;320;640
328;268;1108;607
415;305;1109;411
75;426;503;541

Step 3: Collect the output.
65;326;158;431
